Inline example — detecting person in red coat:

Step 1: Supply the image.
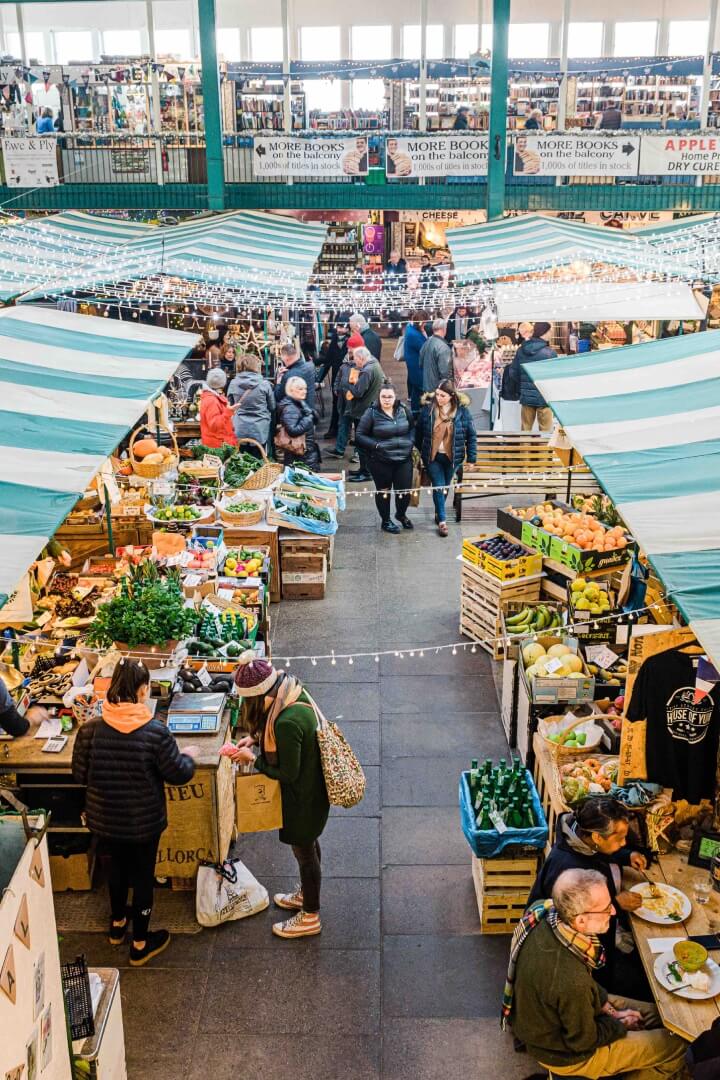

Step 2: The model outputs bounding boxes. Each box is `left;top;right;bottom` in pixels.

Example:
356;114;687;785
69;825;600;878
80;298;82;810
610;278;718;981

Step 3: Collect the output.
199;368;238;449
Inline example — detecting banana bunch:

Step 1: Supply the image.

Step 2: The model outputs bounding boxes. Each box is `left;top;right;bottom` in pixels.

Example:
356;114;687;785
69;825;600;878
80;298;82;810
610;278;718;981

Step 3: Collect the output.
505;604;563;637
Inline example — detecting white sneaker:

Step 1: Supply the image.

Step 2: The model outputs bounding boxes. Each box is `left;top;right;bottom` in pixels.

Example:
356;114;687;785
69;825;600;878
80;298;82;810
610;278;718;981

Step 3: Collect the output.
273;888;303;911
272;910;322;939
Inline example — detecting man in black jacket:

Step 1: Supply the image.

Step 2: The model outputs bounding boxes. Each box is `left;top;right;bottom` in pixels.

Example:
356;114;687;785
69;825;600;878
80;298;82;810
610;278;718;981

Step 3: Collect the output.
349;313;382;361
510;321;557;432
274;343;317;411
0;677;48;737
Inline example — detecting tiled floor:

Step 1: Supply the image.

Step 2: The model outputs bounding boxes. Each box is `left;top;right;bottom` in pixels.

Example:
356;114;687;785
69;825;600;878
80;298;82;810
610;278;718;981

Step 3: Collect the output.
60;350;537;1078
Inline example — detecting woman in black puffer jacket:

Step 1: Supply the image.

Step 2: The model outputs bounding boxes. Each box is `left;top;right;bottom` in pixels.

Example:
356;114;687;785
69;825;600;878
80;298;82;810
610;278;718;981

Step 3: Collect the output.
72;659;196;966
355;382;415;534
275;375;321;469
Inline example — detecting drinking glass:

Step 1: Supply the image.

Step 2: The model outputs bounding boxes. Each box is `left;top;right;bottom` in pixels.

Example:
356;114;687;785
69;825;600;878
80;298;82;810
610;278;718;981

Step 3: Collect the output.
693;878;712;905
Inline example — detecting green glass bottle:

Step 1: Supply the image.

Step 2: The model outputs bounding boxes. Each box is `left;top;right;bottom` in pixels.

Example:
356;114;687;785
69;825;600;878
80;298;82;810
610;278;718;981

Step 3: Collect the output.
469;759;480;799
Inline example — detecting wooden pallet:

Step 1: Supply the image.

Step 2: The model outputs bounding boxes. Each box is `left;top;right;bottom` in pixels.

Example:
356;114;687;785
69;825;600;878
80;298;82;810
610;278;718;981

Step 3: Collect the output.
472;853;538;934
460;561;543;660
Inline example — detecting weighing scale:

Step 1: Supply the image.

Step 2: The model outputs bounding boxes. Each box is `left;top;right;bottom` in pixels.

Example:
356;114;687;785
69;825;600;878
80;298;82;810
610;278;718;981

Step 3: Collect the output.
166;692;226;735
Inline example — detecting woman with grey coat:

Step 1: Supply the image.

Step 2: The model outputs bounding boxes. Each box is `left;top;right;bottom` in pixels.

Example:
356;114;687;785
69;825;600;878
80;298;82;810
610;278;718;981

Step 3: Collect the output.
227;353;276;451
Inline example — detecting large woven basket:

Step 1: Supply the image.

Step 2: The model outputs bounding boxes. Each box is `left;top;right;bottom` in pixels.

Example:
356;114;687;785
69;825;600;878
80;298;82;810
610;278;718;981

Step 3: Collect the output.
130;424;180;480
218;499;265;527
235;439;283;490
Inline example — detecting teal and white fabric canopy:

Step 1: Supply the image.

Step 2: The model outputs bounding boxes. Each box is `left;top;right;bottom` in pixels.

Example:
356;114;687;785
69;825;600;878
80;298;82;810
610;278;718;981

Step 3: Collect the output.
528;332;720;667
0;306;197;605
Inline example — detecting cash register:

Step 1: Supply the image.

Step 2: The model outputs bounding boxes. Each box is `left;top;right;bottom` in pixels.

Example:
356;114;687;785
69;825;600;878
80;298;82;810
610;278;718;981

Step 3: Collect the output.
166;693;226;735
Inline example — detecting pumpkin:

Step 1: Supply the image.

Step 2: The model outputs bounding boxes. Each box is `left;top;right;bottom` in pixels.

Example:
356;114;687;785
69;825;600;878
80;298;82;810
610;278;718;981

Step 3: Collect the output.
118;462;133;476
133;437;159;458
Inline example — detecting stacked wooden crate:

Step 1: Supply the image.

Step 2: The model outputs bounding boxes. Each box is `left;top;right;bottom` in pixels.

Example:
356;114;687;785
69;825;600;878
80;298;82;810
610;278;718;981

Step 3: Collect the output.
279;532;335;600
471;853;539;933
460;558;542;660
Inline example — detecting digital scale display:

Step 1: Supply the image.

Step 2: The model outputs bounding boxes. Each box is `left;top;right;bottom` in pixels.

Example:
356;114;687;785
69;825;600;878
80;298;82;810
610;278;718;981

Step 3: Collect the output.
166;692;226;736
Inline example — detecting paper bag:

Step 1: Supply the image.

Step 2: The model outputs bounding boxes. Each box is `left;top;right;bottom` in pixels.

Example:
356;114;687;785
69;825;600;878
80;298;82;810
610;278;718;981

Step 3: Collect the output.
235;772;283;833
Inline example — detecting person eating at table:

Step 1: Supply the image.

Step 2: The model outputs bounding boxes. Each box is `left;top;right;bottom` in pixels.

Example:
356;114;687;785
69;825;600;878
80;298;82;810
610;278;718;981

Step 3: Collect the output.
505;868;688;1080
527;797;650;995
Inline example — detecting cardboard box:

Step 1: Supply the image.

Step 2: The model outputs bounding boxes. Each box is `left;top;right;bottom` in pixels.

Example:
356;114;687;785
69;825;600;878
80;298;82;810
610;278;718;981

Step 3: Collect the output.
49;851;95;892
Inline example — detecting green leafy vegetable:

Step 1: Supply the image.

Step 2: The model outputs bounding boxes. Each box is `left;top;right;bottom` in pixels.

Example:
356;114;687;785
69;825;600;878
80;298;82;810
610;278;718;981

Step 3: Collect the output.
87;562;197;648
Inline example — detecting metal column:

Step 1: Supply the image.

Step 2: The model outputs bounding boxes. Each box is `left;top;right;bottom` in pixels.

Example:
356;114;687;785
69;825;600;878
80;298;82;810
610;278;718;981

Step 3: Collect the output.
700;0;719;127
557;0;571;132
486;0;510;221
197;0;225;211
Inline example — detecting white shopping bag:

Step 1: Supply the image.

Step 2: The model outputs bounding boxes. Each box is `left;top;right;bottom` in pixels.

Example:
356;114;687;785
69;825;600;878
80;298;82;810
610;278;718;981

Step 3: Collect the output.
196;858;269;927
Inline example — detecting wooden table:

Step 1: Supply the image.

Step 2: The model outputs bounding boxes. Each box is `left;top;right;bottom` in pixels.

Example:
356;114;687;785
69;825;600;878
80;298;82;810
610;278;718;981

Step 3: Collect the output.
630;852;720;1040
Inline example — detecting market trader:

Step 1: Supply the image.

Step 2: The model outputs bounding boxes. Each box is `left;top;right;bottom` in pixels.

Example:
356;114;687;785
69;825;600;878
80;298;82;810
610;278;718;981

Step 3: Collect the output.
0;677;48;737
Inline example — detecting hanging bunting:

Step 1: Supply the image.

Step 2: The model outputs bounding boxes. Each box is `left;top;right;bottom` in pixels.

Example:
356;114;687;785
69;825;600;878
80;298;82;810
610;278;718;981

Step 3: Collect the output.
0;943;17;1004
13;894;30;950
28;845;45;889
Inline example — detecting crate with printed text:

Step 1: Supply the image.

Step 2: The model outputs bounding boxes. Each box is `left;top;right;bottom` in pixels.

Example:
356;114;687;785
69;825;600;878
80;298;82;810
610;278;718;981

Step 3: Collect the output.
462;533;543;582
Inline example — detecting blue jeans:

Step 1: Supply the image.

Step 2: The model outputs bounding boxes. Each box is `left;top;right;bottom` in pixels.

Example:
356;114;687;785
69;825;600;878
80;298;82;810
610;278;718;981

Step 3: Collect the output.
335;413;353;454
427;453;455;523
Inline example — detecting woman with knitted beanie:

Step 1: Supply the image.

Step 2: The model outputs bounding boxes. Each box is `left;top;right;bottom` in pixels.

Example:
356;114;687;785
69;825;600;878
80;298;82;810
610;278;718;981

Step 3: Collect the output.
229;651;329;939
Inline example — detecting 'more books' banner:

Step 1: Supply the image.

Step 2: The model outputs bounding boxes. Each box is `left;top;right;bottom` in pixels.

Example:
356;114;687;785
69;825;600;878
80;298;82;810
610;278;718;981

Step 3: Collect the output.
253;135;369;177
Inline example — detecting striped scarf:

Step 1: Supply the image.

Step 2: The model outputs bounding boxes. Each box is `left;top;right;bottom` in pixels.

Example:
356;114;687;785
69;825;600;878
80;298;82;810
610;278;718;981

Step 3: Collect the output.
500;901;605;1030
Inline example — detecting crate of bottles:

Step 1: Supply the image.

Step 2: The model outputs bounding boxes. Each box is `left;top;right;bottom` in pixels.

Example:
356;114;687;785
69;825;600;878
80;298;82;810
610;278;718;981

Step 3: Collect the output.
459;757;548;859
472;853;539;934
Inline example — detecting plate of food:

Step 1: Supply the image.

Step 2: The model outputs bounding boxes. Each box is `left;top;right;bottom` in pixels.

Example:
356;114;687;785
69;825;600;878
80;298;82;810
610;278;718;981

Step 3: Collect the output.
654;943;720;1000
629;882;691;924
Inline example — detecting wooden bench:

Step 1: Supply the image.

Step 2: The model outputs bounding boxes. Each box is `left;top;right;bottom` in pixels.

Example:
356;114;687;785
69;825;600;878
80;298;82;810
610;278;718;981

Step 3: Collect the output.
453;433;601;521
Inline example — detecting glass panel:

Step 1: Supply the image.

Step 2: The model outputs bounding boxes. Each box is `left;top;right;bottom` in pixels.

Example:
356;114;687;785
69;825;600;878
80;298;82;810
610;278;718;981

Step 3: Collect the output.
613;22;657;57
6;32;47;62
54;30;94;63
216;29;242;62
250;27;283;61
668;21;708;55
567;22;603;58
300;26;341;61
304;79;342;112
352;78;385;109
102;30;143;57
351;26;392;60
402;24;444;59
454;24;480;58
509;24;549;59
154;28;191;58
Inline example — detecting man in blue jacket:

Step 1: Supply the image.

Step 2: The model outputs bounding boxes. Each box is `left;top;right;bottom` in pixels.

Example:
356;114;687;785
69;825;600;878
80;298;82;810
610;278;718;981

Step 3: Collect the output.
511;321;557;432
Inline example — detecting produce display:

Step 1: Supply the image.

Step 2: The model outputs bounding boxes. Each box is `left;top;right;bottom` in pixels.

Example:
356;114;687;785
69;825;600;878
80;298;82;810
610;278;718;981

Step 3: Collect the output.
570;578;613;615
560;757;619;804
511;503;629;552
223;450;267;488
224;500;262;514
150;504;204;522
467;756;536;830
571;493;622;528
132;438;175;468
594;695;626;732
175;476;220;507
178;665;235;694
186;546;216;572
467;535;531;561
585;655;627;687
223;550;265;578
87;561;197;648
283;497;332;524
505;603;563;636
522;641;585;680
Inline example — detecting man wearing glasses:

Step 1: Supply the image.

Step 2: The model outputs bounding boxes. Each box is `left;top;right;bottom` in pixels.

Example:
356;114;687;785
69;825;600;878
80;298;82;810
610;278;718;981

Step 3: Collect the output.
502;869;687;1078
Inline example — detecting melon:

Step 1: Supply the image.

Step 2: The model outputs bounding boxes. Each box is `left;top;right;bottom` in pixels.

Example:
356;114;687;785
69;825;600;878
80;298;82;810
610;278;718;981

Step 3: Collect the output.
547;643;572;659
523;642;546;667
564;654;584;674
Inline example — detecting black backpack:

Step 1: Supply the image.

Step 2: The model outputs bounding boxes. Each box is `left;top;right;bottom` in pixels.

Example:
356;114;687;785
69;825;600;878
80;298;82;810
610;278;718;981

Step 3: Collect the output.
501;361;521;402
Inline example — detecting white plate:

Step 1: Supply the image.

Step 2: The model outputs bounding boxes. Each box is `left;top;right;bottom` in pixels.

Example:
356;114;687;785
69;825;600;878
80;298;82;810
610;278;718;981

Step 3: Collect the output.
630;882;691;925
145;505;215;524
654;951;720;1000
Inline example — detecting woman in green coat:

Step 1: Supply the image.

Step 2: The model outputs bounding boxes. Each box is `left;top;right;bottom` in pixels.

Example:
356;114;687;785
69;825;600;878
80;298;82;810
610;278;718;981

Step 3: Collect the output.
230;652;329;939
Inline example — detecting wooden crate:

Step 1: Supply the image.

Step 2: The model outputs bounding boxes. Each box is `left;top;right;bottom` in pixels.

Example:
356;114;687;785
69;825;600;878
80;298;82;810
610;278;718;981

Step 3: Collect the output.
282;561;328;600
279;531;334;569
460;561;543;660
532;731;568;855
472;853;538;934
282;551;326;574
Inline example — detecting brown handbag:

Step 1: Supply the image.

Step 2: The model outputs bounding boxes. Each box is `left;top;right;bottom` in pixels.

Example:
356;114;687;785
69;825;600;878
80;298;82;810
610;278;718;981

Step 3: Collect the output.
274;424;306;455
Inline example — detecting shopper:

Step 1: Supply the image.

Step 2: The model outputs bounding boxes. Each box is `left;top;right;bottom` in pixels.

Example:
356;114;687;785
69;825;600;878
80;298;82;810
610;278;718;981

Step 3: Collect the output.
327;330;365;459
36;107;54;134
349;312;382;361
229;652;329;940
356;382;415;534
275;342;317;411
199;368;238;448
416;380;477;536
418;255;440;291
445;304;477;344
275;375;321;469
523;108;544;130
344;345;386;483
510;320;557;432
505;869;688;1079
527;797;648;994
227;353;275;453
596;89;622;130
453;106;471;130
220;344;236;376
420;317;453;392
72;659;197;965
385;250;408;335
317;320;349;438
0;677;48;738
403;312;428;416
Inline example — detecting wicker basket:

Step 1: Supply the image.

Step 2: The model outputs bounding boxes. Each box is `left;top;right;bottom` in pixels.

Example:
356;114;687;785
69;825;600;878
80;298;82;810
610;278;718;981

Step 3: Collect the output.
130;424;180;480
218;498;265;527
538;713;604;761
234;439;283;490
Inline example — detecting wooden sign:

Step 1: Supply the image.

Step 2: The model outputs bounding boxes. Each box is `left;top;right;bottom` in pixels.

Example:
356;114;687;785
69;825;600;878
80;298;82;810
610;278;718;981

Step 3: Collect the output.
0;943;17;1004
13;895;30;950
28;846;45;889
619;626;698;783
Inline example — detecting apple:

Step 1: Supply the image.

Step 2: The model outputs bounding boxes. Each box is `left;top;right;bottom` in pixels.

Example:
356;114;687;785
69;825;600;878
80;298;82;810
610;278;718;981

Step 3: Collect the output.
614;695;625;710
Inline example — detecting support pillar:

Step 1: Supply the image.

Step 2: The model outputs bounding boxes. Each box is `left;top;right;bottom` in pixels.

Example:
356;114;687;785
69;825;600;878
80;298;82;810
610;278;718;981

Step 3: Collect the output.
197;0;225;210
487;0;510;221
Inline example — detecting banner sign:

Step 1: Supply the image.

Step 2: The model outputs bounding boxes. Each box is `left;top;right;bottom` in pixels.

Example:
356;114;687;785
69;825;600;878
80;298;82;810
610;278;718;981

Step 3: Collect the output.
1;137;59;187
639;135;720;175
512;134;640;177
253;135;369;177
386;134;488;177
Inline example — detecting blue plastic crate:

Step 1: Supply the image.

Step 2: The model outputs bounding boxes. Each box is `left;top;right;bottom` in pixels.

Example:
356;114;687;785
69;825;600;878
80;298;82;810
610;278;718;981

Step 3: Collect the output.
459;769;548;858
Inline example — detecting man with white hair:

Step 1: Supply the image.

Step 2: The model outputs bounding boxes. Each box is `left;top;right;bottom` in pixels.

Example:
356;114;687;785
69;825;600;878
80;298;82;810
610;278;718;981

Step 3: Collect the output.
349;312;382;361
504;868;687;1079
419;318;453;393
343;345;385;483
274;342;316;411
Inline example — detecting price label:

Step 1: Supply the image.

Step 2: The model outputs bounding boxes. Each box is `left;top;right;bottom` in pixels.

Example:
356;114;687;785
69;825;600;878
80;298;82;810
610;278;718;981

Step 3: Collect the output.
217;588;235;601
489;809;508;834
544;657;565;675
616;624;629;645
203;455;219;469
586;644;619;669
197;665;213;688
183;573;202;587
153;479;173;497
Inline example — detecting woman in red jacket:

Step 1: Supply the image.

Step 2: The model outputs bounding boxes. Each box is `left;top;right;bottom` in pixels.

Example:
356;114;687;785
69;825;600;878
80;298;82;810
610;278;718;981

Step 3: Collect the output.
199;368;238;449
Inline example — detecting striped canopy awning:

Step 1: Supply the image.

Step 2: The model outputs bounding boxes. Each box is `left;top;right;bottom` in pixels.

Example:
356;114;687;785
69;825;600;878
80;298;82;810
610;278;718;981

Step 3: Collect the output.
527;332;720;667
17;210;328;303
0;306;197;605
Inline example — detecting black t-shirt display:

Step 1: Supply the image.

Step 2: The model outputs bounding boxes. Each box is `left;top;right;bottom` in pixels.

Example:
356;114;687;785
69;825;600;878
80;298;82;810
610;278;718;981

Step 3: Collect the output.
627;649;720;803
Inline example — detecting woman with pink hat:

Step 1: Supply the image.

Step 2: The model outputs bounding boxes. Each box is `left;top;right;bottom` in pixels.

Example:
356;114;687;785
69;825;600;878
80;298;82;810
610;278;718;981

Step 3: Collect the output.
229;652;329;939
